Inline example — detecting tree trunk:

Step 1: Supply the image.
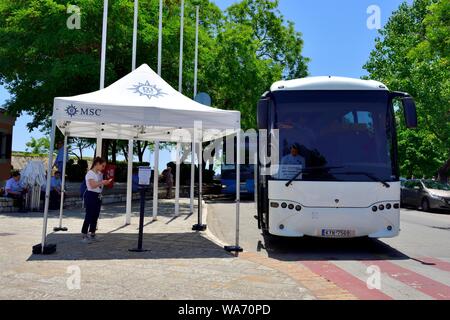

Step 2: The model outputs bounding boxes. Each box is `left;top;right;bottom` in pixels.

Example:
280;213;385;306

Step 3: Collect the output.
101;139;110;161
111;140;117;164
121;145;128;162
437;158;450;183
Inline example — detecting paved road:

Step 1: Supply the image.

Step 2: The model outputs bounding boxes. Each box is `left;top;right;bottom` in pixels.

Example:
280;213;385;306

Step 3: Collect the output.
207;200;450;300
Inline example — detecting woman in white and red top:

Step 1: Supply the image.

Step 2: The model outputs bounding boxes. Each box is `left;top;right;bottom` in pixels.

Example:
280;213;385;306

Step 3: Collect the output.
81;157;112;243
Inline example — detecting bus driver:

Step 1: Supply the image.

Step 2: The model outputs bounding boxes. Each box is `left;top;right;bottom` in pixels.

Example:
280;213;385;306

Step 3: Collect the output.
279;143;305;180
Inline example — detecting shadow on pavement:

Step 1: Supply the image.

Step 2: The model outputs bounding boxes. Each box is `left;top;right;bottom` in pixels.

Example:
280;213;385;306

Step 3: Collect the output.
27;232;233;261
260;235;410;262
1;201;192;220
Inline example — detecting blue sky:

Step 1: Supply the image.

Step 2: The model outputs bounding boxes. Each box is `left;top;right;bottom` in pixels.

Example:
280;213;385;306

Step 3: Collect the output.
1;0;411;159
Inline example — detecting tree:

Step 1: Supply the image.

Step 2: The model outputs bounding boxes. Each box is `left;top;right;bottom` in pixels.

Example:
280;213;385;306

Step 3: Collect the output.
25;136;50;154
69;137;95;160
364;0;449;180
0;0;308;133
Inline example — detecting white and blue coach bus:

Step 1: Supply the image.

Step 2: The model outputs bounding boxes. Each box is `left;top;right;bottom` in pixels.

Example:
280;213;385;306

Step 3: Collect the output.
256;76;417;239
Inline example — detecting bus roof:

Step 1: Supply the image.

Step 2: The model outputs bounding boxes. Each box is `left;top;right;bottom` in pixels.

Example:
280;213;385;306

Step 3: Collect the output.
271;76;389;92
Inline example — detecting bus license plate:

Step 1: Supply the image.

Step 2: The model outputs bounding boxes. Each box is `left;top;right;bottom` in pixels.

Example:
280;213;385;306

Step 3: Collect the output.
321;229;355;238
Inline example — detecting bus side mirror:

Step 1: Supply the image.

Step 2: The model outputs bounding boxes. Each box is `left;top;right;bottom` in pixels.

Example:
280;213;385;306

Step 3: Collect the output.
402;97;417;129
257;98;269;130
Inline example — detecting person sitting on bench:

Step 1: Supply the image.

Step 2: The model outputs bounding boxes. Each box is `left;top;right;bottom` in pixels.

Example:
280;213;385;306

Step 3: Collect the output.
4;171;28;213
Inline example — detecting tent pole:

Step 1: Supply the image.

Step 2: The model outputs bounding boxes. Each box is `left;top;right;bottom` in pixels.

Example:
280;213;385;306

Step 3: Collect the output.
178;0;184;93
254;150;258;206
175;142;181;216
190;141;195;214
152;140;160;221
192;136;206;231
100;0;109;89
131;0;139;71
225;129;243;255
96;137;102;158
235;130;241;253
198;140;202;224
125;139;134;225
157;0;163;76
54;134;68;232
193;5;199;98
40;119;56;253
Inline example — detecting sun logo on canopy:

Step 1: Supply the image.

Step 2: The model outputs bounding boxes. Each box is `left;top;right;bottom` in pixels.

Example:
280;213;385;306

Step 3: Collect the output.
129;81;166;100
65;104;78;118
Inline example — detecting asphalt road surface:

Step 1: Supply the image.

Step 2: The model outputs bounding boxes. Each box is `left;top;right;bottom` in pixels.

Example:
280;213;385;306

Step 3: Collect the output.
207;199;450;300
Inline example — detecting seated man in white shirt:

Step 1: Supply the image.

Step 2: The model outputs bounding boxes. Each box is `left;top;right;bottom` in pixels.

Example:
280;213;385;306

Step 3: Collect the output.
49;171;62;210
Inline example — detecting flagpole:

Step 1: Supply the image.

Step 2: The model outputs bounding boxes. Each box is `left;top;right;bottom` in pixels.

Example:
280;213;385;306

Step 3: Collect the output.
178;0;184;93
132;0;139;71
194;5;199;98
158;0;163;76
100;0;109;89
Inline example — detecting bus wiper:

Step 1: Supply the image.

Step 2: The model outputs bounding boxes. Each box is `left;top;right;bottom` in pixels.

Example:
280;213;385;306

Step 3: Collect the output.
285;166;344;187
332;171;391;188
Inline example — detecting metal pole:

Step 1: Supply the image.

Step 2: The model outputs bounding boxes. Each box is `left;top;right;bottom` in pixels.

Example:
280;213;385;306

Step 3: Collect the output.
96;137;102;158
178;0;184;93
157;0;163;76
175;142;181;216
190;141;195;214
41;119;56;253
193;5;199;98
132;0;139;71
254;150;258;206
100;0;109;89
125;139;134;225
198;140;203;224
235;130;241;252
55;134;68;231
152;140;160;221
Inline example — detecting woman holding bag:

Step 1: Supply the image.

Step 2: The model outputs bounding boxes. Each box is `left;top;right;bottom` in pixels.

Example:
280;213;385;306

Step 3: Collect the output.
81;157;112;243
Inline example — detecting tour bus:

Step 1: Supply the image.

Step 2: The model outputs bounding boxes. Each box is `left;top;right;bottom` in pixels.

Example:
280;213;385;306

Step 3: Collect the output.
256;76;417;238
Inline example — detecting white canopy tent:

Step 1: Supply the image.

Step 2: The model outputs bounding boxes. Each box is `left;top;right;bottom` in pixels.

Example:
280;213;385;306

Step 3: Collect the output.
39;64;243;254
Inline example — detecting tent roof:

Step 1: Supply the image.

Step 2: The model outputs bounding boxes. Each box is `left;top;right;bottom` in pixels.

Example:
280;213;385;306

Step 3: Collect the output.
53;64;240;142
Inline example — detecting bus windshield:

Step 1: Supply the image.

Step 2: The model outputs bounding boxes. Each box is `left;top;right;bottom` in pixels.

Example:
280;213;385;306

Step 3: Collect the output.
271;90;396;182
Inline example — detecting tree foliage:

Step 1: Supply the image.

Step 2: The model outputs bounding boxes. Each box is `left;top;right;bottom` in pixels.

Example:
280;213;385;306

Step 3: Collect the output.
0;0;308;131
364;0;449;179
25;136;50;154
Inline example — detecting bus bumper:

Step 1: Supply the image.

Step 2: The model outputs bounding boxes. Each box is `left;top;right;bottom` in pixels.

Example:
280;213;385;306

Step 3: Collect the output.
267;204;400;239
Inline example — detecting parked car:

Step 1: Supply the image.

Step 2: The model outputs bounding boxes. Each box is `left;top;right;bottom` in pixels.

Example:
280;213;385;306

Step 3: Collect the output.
401;179;450;212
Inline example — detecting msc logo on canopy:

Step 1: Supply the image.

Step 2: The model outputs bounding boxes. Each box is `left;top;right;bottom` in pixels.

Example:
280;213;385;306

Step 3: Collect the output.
65;104;101;117
129;81;166;100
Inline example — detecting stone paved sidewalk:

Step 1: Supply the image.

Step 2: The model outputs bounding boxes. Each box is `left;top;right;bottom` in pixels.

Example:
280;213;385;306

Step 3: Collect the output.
0;199;316;300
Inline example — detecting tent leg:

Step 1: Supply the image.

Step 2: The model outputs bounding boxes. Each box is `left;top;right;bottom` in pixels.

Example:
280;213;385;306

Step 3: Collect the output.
34;119;57;254
190;141;195;214
96;137;103;158
125;139;133;225
225;130;243;255
152;141;160;221
192;139;206;231
54;134;68;232
175;142;181;216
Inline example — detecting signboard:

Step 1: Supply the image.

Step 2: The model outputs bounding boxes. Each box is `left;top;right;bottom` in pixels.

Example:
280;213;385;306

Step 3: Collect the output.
138;167;152;186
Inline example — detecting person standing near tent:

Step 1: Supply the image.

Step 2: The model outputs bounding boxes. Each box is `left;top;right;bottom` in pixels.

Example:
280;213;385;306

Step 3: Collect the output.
81;157;112;243
161;165;174;199
53;141;68;174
